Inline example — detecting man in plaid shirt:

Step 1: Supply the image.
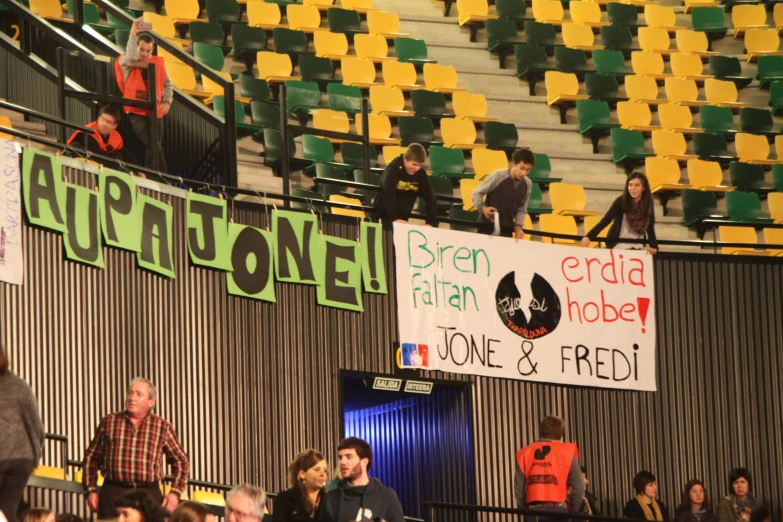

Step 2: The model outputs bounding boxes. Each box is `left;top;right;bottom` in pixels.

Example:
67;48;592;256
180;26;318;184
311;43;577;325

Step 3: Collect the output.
82;378;189;518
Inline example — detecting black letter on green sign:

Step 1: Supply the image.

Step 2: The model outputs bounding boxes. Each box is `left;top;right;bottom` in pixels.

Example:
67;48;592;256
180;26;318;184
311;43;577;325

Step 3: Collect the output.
188;199;222;261
140;203;173;272
276;217;316;281
29;154;64;226
231;227;273;295
65;185;100;263
104;176;133;243
324;241;358;307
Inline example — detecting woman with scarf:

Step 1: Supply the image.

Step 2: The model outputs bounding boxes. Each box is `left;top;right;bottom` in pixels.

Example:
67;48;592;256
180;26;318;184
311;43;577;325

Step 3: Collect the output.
717;469;762;522
581;172;658;254
675;480;717;522
624;470;670;521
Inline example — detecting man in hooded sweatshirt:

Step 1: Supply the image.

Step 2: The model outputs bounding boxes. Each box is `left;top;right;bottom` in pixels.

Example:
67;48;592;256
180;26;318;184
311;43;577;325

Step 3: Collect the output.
321;437;405;522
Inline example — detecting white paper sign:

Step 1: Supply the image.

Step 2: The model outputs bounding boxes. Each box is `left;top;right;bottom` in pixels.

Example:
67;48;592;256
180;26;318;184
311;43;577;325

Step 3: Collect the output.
0;138;23;285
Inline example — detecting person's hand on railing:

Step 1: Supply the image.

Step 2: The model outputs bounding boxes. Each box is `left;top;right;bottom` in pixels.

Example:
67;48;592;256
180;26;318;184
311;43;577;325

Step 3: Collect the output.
580;236;591;248
646;247;657;255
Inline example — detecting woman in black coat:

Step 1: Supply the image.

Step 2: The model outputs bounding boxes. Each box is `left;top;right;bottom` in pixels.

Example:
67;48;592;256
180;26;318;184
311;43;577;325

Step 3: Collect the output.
675;480;718;522
625;470;670;521
273;450;328;522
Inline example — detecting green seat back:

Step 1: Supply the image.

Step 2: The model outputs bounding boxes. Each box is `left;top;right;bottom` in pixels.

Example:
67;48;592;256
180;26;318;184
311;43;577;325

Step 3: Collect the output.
273;27;309;54
691;7;726;32
554;46;588;73
496;0;527;22
107;10;133;30
728;162;766;193
240;74;272;102
191;21;225;47
577;99;612;133
693;132;730;157
353;169;382;203
212;96;246;125
115;30;130;49
611;127;646;161
709;56;742;80
530;153;551;179
341;142;379;169
450;208;480;231
421;176;453;211
411;89;448;118
251;100;280;129
486;19;519;51
395;37;431;62
524;21;557;47
327;7;362;34
585;73;619;99
772;164;783;191
600;24;634;50
606;3;638;25
232;24;267;58
293;188;327;212
771;81;783;108
739;107;773;134
529;182;543;206
757;57;783;84
302;134;337;163
429;146;465;177
263;128;297;164
300;54;335;82
483;121;519;150
315;163;349;196
285;80;322;111
515;44;550;77
327;83;362;113
399;116;435;146
193;42;224;71
206;0;240;23
699;105;734;133
593;49;627;77
682;188;719;223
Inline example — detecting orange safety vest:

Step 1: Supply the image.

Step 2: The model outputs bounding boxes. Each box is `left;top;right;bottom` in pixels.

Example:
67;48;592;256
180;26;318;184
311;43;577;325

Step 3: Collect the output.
66;121;124;152
516;441;578;504
114;55;167;118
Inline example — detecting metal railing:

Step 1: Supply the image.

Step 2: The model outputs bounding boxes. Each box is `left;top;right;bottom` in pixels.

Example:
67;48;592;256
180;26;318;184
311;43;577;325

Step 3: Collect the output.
420;500;648;522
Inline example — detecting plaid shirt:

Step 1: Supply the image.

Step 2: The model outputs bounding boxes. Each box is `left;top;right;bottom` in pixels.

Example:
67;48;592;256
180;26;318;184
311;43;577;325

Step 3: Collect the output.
82;411;189;495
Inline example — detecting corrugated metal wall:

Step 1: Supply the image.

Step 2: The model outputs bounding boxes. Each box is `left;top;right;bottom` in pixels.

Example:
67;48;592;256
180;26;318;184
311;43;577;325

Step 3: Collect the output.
6;163;783;522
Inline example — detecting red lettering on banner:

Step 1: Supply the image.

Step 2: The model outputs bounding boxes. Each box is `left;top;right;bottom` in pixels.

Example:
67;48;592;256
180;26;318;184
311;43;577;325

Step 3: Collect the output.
566;288;640;325
559;251;647;287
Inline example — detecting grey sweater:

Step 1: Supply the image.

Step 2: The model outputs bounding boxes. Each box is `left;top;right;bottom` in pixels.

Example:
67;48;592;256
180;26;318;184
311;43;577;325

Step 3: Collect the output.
0;373;45;463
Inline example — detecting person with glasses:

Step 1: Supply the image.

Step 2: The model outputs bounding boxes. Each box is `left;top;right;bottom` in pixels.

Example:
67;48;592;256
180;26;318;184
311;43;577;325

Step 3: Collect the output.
226;484;267;522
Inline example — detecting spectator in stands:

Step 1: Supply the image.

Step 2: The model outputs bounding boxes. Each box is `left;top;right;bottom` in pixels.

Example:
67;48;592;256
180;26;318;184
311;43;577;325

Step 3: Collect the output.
274;449;328;522
82;377;189;518
675;480;717;522
472;147;535;240
66;106;136;166
19;511;53;522
171;501;216;522
578;466;601;516
581;172;658;254
624;470;670;521
0;346;45;522
117;19;173;173
514;415;585;515
321;437;404;522
373;143;438;227
115;491;169;522
226;484;267;522
717;468;761;522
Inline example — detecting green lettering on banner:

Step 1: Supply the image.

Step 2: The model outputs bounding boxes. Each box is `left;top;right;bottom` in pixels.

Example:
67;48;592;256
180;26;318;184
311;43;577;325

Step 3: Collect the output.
227;224;276;302
99;169;141;252
63;184;104;268
359;221;387;294
272;209;321;284
316;235;363;312
137;194;175;278
186;192;231;270
21;148;66;232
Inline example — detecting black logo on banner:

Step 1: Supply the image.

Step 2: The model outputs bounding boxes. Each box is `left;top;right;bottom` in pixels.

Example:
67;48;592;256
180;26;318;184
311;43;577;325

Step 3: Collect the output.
496;272;561;340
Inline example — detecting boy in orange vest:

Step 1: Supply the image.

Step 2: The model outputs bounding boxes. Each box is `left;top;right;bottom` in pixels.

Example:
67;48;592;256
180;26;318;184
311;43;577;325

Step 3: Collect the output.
116;19;173;173
66;105;135;166
515;415;586;516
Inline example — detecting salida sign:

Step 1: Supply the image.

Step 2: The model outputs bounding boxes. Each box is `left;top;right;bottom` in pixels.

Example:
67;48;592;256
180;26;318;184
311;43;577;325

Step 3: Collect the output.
19;148;388;311
393;223;656;391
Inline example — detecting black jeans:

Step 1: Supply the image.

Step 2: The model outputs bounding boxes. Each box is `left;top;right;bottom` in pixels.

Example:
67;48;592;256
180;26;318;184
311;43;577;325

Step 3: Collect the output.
477;220;515;238
0;459;35;522
129;114;168;173
97;481;163;519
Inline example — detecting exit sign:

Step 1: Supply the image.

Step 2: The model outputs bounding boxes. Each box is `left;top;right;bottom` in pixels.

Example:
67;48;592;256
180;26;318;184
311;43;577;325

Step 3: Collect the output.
404;380;433;394
372;377;402;391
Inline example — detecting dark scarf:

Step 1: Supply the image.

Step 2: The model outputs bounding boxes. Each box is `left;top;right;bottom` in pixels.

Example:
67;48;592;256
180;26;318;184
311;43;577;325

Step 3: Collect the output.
627;199;650;235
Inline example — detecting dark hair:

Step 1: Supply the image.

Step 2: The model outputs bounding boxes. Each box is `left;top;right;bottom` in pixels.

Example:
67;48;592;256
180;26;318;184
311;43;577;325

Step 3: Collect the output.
137;33;155;45
728;468;753;495
55;515;84;522
621;172;654;216
750;505;770;522
512;148;536;166
581;466;587;475
287;449;326;514
678;480;711;512
633;470;657;495
99;105;123;124
404;143;427;164
539;415;565;440
115;491;169;522
338;437;373;472
21;509;52;522
170;501;212;522
0;345;8;375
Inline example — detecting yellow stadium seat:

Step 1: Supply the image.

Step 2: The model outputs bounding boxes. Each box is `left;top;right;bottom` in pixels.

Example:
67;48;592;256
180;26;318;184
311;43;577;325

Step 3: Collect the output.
763;227;783;254
732;4;769;38
287;4;322;33
158;41;186;65
304;0;334;9
569;1;610;28
638;26;673;55
0;116;13;140
532;0;565;25
382;145;408;164
549;182;598;217
561;22;604;52
719;226;768;255
161;483;189;500
342;57;380;88
369;86;413;117
382;60;420;90
745;29;783;62
314;30;349;60
625;75;662;105
617;102;659;132
775;4;783;34
665;77;706;107
539;214;579;244
545;71;588;106
440;118;486;150
652;130;697;162
675;29;718;57
257;52;301;83
704;78;750;109
142;12;190;46
165;0;204;27
329;194;367;218
192;490;226;506
670;52;712;82
452;91;497;123
644;4;685;33
203;72;251;104
631;51;670;81
521;213;534;240
248;1;284;30
645;156;691;191
423;64;467;94
312;109;353;142
73;470;104;486
687;158;735;191
167;62;210;99
30;0;72;22
460;178;481;211
354;34;394;62
457;0;498;27
582;214;610;247
684;0;719;14
657;103;702;134
472;148;509;180
367;10;409;39
735;133;779;165
355;114;401;145
767;192;783;223
33;466;66;480
342;0;377;14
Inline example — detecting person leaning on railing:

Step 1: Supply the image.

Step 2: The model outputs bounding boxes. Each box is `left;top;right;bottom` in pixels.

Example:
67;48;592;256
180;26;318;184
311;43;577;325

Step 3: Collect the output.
372;143;438;228
65;105;137;167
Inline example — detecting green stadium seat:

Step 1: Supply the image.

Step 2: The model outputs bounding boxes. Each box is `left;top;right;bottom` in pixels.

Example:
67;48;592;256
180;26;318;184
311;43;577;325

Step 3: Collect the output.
739;107;781;138
327;8;364;41
515;44;554;96
205;0;241;26
430;146;470;179
524;21;559;49
773;164;783;191
682;189;727;228
212;96;255;134
527;182;553;218
709;56;753;90
352;169;382;205
190;21;226;48
265;0;298;7
693;132;737;166
395;37;438;67
554;46;593;76
600;24;639;57
399;116;437;147
420;176;453;214
327;83;363;114
115;30;130;49
691;7;728;42
611;127;653;173
250;100;281;131
232;24;267;73
483;121;519;155
341;143;380;172
450;207;480;232
292;188;327;212
607;3;642;29
411;90;453;121
577;99;620;153
496;0;528;24
729;163;775;197
302;135;352;173
725;187;773;222
272;28;312;61
299;54;338;87
315;163;350;197
593;49;631;79
285;80;322;115
486;18;522;69
585;73;627;105
193;42;226;72
263;128;312;175
240;74;272;102
528;152;562;187
758;57;783;89
771;81;783;115
699;105;737;137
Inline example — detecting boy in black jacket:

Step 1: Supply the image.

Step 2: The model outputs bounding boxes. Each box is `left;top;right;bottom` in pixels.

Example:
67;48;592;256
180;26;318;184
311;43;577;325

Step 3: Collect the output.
373;143;438;227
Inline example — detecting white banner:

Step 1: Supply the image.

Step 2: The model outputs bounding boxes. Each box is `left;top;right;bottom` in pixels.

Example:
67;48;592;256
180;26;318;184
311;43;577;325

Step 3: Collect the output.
393;223;657;391
0;138;23;286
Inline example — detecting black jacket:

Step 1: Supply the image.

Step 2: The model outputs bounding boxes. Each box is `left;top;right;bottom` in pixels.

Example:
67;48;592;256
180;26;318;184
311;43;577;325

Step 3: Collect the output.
373;155;438;226
674;506;718;522
321;478;404;522
273;487;324;522
625;498;671;522
586;197;658;249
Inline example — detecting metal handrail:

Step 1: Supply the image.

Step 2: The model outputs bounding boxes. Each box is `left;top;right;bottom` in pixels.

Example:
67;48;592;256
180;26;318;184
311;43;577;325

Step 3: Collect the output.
420;500;647;522
2;0;96;57
0;100;95;133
